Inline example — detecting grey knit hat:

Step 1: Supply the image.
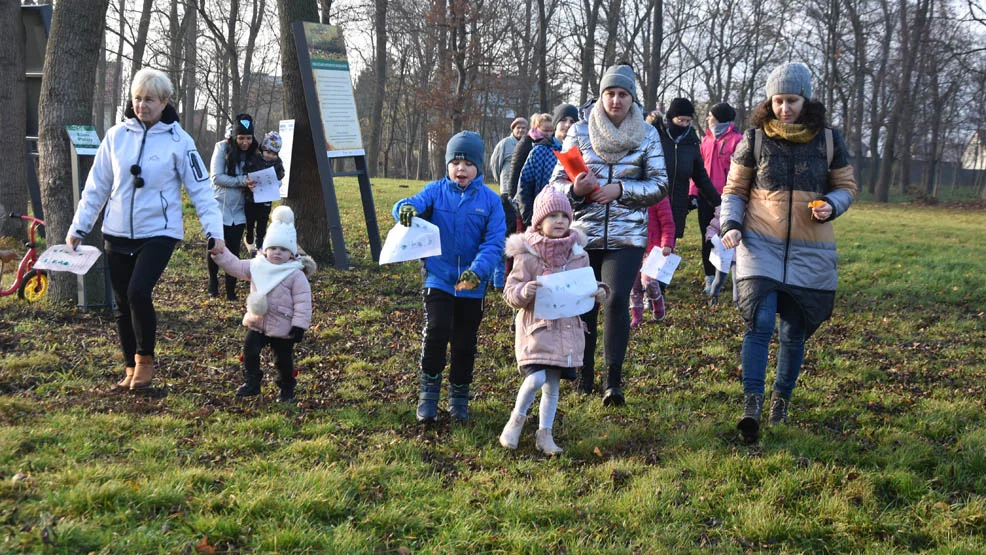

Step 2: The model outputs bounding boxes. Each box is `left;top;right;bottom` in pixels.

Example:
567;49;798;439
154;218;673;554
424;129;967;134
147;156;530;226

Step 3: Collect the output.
599;65;637;102
765;62;813;100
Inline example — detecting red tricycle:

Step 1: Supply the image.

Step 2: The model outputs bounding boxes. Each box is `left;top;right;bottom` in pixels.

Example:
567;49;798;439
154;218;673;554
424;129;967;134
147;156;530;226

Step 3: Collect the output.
0;213;49;302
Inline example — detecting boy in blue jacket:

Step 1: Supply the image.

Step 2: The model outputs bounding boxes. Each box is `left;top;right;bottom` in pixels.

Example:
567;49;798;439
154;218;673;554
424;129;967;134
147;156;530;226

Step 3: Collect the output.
393;131;507;422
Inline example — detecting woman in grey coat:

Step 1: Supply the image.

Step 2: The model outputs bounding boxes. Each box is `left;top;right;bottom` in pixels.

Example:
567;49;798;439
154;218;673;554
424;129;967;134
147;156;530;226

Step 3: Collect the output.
208;113;262;300
548;63;668;405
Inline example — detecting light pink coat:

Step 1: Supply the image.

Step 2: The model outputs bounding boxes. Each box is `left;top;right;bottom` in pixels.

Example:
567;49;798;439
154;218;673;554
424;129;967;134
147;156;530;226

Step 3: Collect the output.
212;248;313;338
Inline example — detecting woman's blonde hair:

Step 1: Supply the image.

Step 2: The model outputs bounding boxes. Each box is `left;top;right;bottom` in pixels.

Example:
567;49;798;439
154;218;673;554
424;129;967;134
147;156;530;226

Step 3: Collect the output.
530;112;552;129
130;68;173;101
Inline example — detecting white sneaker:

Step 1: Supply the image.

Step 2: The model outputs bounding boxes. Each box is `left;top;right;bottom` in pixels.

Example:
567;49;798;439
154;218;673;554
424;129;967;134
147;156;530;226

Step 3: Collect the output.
535;428;563;455
499;412;526;449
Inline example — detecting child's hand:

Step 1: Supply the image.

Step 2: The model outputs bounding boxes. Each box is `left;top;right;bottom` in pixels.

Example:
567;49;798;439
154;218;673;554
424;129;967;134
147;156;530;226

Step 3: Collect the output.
522;281;541;299
592;286;608;303
661;246;672;257
455;270;480;291
398;204;417;227
290;326;305;344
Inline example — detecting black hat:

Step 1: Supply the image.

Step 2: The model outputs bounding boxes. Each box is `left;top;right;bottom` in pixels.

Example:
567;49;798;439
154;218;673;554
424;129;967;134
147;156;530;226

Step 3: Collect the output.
552;103;579;126
233;113;255;137
666;98;695;120
710;102;736;123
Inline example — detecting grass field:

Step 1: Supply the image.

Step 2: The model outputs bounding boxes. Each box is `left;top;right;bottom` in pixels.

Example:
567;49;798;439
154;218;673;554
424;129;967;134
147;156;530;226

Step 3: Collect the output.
1;179;984;553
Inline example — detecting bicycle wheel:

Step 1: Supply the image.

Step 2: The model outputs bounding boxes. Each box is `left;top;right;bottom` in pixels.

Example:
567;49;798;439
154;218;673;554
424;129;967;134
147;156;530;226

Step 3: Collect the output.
18;270;49;302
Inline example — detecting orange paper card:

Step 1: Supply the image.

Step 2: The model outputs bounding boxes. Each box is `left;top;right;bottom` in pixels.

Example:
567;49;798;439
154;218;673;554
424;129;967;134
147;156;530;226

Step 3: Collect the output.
553;147;589;182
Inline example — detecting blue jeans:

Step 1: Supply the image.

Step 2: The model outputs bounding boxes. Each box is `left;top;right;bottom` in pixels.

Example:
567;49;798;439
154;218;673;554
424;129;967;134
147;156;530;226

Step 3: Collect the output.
741;290;806;398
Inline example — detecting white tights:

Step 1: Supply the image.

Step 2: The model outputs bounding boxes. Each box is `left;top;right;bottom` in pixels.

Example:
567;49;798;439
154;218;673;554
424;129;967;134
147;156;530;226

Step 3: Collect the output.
511;369;561;430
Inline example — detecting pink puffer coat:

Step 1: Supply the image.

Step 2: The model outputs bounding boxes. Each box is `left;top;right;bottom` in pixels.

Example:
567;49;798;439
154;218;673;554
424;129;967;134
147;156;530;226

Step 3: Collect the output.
212;248;314;338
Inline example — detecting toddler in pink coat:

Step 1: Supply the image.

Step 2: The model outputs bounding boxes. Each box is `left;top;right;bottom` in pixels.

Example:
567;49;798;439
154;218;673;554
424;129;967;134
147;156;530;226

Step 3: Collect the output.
630;196;675;327
211;205;315;402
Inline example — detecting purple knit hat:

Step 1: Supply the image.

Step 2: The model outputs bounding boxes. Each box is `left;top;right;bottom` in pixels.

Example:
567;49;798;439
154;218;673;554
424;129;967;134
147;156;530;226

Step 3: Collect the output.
532;186;573;229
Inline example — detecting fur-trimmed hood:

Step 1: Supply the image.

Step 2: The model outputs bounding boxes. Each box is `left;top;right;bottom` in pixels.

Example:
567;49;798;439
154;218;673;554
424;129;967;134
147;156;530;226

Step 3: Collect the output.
505;228;587;258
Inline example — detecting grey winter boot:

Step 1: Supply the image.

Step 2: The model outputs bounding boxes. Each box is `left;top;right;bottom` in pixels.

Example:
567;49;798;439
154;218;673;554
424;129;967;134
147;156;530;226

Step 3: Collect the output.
499;412;527;449
737;392;764;444
448;383;470;421
416;372;442;423
768;392;790;425
535;428;563;456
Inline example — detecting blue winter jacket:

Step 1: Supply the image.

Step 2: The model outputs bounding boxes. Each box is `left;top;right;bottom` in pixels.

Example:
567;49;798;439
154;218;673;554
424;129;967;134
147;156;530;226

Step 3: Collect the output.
392;175;506;298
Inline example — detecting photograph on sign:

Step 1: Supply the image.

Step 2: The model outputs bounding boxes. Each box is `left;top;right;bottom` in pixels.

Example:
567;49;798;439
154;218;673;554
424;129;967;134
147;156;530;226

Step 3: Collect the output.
303;23;365;158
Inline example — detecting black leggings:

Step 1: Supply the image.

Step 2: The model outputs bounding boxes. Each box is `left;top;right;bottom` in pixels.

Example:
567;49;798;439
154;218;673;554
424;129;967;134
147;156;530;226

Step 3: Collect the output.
106;236;177;366
581;248;644;386
243;329;296;389
244;201;272;248
420;288;485;386
697;197;716;277
207;224;245;294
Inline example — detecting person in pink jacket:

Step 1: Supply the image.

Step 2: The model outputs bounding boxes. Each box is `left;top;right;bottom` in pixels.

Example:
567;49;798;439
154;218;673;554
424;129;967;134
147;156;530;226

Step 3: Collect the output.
499;187;609;455
694;102;742;293
210;206;316;402
630;197;675;327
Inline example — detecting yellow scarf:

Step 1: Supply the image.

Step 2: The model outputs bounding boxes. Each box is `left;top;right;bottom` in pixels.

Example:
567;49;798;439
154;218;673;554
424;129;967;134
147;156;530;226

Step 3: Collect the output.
764;119;818;143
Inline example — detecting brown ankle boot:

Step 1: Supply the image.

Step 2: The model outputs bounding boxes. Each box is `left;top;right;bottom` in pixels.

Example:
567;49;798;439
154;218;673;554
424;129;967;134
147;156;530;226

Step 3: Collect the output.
117;366;135;389
130;354;155;390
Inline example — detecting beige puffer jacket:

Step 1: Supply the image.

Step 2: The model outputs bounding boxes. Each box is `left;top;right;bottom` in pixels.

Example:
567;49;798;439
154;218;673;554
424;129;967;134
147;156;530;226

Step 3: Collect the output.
503;230;609;371
547;101;668;250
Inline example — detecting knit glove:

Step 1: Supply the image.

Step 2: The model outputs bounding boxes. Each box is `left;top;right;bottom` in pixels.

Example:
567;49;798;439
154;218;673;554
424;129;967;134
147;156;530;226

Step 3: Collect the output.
290;326;305;344
454;269;480;291
398;204;417;227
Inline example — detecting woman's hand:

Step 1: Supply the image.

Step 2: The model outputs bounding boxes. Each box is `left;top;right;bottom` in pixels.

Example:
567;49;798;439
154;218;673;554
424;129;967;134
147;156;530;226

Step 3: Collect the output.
810;200;833;222
588;182;622;204
208;238;226;255
65;235;81;251
572;171;599;197
721;229;742;249
244;177;256;191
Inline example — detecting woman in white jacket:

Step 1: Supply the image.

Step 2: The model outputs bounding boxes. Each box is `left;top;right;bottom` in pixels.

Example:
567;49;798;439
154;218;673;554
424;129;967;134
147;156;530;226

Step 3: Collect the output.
67;68;225;391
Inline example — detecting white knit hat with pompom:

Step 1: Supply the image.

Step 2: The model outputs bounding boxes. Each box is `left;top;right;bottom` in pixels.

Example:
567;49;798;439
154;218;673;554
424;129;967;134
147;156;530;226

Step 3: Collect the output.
262;205;298;255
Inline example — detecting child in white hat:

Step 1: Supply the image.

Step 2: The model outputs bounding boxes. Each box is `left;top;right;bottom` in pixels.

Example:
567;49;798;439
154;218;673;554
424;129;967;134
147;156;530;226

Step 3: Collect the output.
499;187;609;455
210;205;316;402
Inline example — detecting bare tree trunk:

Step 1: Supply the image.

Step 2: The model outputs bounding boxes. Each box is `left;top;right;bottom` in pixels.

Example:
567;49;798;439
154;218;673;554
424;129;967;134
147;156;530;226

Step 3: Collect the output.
0;0;29;240
600;0;623;68
38;0;111;302
579;0;603;103
130;0;154;76
277;0;334;264
643;0;662;110
367;0;388;177
536;0;549;111
111;1;125;125
319;0;333;23
182;0;197;125
93;33;107;136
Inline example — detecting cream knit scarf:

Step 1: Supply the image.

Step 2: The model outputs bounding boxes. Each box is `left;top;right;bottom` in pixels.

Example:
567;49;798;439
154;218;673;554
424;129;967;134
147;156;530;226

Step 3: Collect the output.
246;256;303;315
588;102;646;164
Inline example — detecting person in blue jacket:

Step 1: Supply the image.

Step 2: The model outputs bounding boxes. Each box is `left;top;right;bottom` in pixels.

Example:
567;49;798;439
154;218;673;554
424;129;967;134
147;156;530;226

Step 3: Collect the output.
393;131;507;423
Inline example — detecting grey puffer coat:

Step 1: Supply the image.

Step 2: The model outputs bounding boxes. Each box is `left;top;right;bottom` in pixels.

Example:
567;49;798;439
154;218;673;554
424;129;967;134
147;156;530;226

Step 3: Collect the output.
548;101;668;250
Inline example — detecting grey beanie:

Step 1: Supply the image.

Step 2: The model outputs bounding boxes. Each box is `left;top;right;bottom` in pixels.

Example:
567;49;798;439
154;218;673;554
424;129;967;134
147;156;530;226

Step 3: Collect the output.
765;62;813;100
552;103;579;126
599;65;637;101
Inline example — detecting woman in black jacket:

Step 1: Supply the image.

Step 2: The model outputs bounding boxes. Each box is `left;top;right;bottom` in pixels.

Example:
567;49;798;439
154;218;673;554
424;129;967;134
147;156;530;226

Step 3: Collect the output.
653;98;721;290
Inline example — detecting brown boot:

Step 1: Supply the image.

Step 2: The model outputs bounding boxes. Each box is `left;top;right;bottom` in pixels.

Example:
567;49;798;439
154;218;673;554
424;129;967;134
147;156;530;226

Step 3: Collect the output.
130;354;155;390
116;366;135;389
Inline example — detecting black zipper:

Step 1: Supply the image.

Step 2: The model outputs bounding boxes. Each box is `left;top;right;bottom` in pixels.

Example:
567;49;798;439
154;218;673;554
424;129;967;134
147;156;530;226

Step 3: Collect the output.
604;165;613;248
783;150;794;284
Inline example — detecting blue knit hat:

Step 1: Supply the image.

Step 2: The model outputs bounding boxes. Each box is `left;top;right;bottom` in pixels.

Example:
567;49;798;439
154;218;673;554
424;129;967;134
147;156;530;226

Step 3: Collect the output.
445;131;485;169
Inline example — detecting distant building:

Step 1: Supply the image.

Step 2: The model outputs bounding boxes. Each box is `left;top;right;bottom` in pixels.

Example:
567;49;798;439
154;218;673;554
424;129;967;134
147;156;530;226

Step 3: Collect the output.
961;130;986;170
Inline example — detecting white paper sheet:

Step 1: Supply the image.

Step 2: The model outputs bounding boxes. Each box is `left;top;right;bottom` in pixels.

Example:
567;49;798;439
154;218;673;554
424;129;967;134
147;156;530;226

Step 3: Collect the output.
709;235;735;273
33;245;102;275
247;166;282;203
533;266;598;320
379;217;442;264
640;248;681;284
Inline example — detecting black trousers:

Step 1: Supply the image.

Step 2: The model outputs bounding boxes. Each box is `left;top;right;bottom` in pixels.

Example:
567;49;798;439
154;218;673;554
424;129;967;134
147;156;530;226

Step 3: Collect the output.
244;201;272;248
581;248;644;387
697;197;716;277
420;288;484;386
243;329;296;389
207;223;245;295
106;236;177;367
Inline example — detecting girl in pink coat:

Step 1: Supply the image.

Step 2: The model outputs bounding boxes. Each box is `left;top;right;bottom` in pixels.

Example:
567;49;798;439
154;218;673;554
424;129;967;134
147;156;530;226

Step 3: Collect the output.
499;187;608;455
630;196;675;327
211;206;315;402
